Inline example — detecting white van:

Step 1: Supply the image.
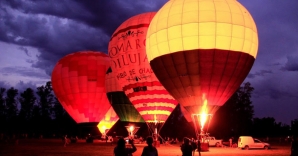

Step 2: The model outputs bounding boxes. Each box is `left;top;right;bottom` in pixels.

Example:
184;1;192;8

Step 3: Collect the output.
238;136;270;150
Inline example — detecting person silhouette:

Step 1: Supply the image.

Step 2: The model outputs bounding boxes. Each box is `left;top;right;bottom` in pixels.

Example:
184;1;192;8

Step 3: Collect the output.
181;137;193;156
141;136;158;156
114;137;136;156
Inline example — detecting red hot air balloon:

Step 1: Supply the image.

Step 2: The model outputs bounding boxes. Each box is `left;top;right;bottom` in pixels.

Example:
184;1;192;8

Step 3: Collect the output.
146;0;258;132
108;12;178;136
51;51;111;124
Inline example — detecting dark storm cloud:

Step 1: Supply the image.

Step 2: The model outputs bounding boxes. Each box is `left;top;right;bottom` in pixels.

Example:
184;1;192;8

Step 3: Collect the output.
240;0;298;69
0;66;49;79
247;70;273;78
282;55;298;71
0;81;10;89
15;81;43;92
19;46;31;57
0;0;167;76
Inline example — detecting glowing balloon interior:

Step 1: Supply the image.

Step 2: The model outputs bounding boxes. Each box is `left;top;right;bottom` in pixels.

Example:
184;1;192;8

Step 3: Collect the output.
146;0;258;116
97;107;119;135
51;51;111;123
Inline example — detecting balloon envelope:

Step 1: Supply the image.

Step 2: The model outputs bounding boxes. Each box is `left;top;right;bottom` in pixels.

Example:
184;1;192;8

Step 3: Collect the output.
97;106;119;135
146;0;258;115
105;67;144;123
108;12;178;124
51;51;111;123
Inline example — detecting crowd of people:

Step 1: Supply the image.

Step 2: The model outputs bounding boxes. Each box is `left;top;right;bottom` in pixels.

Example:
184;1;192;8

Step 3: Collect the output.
112;136;203;156
60;134;298;156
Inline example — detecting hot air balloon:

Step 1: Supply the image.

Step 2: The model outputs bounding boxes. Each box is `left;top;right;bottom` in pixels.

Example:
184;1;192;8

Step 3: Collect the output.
146;0;258;135
97;106;119;138
51;51;111;135
108;12;178;139
105;67;144;123
105;67;145;136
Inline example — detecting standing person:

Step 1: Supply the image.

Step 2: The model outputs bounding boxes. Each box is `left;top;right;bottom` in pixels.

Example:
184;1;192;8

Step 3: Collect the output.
181;137;193;156
141;136;158;156
64;135;69;147
190;138;197;156
114;137;137;156
229;137;233;147
197;139;201;156
291;136;298;156
106;135;109;143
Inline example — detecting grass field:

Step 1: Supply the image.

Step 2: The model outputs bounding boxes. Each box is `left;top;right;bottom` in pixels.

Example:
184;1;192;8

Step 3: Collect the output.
0;139;292;156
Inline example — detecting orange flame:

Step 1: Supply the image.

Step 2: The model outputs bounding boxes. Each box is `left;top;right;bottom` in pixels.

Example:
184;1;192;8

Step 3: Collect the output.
200;94;208;131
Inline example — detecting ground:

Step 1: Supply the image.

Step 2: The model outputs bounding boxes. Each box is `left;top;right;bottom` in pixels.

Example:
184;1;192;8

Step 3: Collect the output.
0;138;291;156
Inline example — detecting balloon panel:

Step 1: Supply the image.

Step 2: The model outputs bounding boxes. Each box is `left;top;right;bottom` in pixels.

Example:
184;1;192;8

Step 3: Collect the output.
52;51;111;123
105;67;144;122
146;0;258;62
97;107;119;134
109;12;178;123
150;49;254;114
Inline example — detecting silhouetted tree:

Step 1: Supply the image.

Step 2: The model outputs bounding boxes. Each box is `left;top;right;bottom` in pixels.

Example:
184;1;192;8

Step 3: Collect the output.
210;82;254;139
18;88;36;134
19;88;36;121
252;117;291;138
52;97;65;120
292;119;298;136
0;88;6;133
36;81;54;136
5;87;19;133
36;81;54;120
234;82;254;135
210;93;239;139
30;103;42;137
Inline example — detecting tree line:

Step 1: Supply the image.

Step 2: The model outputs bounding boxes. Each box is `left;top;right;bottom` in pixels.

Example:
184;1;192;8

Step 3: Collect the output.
161;82;298;141
0;81;297;140
0;82;76;139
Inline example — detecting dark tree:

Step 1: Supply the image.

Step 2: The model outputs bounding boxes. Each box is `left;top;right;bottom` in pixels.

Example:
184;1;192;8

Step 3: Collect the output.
210;93;239;139
291;119;298;136
210;82;254;139
0;88;6;133
36;81;55;137
30;103;42;137
52;97;66;120
18;88;37;134
5;87;18;120
235;82;254;135
5;87;19;133
36;81;54;121
19;88;36;121
252;117;291;138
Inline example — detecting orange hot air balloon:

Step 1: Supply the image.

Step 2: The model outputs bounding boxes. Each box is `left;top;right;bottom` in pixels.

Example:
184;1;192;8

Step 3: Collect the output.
108;12;178;134
51;51;111;124
97;107;119;136
146;0;258;119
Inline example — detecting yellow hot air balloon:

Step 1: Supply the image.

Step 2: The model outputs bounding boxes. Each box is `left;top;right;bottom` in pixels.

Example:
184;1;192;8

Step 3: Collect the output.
146;0;258;134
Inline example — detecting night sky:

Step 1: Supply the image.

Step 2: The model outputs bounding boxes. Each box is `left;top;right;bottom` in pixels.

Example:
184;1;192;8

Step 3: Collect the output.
0;0;297;125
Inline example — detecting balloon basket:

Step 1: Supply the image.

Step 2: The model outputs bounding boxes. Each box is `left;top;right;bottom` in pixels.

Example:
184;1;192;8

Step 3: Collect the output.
153;140;160;148
200;142;209;152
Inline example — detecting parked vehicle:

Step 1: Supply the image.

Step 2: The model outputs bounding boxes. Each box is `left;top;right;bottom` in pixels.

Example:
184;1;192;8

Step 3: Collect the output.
200;134;222;147
238;136;270;150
